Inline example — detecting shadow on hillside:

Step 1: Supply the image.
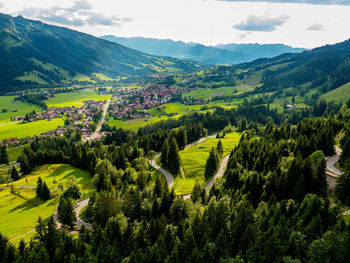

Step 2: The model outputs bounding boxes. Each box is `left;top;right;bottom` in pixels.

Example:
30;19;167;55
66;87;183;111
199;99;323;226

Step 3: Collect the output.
9;196;45;213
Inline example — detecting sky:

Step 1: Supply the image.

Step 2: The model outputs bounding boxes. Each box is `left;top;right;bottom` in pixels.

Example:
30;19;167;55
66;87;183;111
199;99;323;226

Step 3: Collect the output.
1;0;350;48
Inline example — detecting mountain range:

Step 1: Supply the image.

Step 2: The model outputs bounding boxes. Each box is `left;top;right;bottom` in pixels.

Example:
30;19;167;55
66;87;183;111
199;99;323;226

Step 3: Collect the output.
0;13;203;91
184;38;350;103
100;35;306;65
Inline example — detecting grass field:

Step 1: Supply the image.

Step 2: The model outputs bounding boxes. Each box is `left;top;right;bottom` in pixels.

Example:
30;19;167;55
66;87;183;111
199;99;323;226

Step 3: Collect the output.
0;96;41;124
7;144;29;163
0;164;93;243
0;119;64;140
173;132;240;195
107;115;182;131
182;85;253;100
0;188;59;244
46;90;112;108
321;82;350;103
1;164;93;197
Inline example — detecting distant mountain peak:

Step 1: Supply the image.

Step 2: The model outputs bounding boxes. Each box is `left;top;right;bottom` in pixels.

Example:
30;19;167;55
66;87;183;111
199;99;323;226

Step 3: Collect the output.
101;35;307;65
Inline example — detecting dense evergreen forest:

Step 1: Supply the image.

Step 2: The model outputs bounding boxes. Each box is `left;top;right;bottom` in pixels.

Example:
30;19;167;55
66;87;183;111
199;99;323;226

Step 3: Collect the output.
1;101;350;263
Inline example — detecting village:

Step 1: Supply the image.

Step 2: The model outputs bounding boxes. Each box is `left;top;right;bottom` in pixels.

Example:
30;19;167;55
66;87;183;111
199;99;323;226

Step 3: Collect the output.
1;84;194;145
108;84;183;120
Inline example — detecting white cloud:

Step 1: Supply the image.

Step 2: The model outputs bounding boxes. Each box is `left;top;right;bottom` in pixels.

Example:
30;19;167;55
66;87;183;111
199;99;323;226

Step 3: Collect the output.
233;13;289;32
306;23;326;31
0;2;3;8
20;0;131;27
2;0;350;49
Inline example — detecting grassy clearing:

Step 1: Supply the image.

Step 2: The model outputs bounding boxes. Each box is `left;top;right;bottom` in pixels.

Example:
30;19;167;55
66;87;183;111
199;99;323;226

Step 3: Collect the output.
182;85;253;100
0;188;59;244
321;82;350;103
174;132;240;195
0;119;64;140
0;96;41;124
107;115;182;131
7;144;29;163
46;90;111;108
1;164;93;197
0;164;92;243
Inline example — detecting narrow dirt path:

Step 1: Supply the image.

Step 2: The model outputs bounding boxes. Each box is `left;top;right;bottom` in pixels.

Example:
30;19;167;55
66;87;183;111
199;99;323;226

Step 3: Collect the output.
9;230;35;242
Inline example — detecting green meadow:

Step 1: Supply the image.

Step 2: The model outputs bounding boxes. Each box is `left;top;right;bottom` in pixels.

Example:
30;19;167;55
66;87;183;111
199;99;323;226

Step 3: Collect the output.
0;164;93;243
0;96;41;124
46;90;112;108
0;188;59;244
182;85;253;100
2;163;93;196
107;115;182;131
173;132;240;195
7;144;30;163
0;119;64;140
321;81;350;103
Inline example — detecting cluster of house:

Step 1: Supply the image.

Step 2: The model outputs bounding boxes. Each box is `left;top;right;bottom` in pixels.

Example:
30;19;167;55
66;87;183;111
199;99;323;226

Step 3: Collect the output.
182;97;209;105
14;100;104;123
40;121;91;137
108;85;180;120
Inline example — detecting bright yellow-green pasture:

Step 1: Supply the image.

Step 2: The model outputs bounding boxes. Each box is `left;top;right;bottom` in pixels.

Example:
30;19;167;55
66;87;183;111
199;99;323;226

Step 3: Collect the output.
0;96;41;124
0;119;64;140
1;164;93;197
46;90;111;108
7;144;30;163
107;115;182;131
182;85;253;100
173;132;240;195
0;163;93;243
0;188;59;244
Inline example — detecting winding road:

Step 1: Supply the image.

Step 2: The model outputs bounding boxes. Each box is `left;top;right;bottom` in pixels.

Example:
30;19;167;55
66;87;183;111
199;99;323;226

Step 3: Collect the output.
149;134;218;188
53;198;92;232
325;145;343;191
149;133;230;199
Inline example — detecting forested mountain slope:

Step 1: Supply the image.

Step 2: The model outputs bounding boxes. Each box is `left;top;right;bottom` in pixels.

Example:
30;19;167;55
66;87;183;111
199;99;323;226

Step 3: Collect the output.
0;13;202;91
182;38;350;103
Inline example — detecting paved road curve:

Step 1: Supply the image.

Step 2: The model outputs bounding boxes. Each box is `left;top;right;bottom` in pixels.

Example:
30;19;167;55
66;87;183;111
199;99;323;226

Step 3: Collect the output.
326;145;343;191
149;155;174;187
54;198;92;232
149;133;232;199
325;145;342;176
205;154;230;191
149;134;217;188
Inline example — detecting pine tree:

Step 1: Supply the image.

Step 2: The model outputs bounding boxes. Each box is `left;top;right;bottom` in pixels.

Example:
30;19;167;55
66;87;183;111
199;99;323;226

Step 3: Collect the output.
11;166;19;181
20;153;31;175
177;126;187;149
41;182;51;201
36;177;43;198
161;138;169;167
58;196;77;229
167;138;181;175
0;145;9;165
204;148;219;179
216;140;223;157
